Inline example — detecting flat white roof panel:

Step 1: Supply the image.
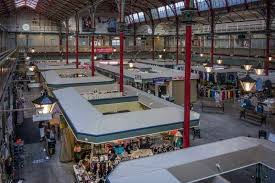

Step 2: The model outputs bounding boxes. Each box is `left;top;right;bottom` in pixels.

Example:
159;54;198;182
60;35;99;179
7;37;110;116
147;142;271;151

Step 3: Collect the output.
108;137;273;183
41;70;113;86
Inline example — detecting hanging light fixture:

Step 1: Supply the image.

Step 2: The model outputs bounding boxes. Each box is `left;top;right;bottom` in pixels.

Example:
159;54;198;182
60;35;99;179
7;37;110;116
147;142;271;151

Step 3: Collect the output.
128;59;135;68
28;62;36;72
200;53;204;57
159;54;163;59
240;74;256;92
31;48;35;53
254;62;264;75
269;56;272;61
32;91;57;114
243;63;252;71
28;66;36;72
113;48;117;52
163;48;166;52
204;59;213;73
94;55;97;60
205;63;213;73
217;57;223;64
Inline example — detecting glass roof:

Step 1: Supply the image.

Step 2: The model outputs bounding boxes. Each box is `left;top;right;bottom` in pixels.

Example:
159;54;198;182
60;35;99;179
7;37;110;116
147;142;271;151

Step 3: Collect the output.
15;0;39;9
125;0;259;24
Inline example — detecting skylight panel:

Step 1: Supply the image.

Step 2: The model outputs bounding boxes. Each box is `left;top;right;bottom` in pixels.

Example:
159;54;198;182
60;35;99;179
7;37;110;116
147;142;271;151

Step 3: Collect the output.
14;0;39;9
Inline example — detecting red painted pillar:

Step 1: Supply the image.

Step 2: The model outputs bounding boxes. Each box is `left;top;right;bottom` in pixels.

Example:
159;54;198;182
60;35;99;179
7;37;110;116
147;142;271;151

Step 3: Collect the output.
118;0;125;93
210;11;215;66
265;1;271;76
152;34;155;60
133;24;137;51
91;34;95;76
75;13;79;69
176;17;179;65
183;0;192;148
266;35;270;76
120;32;124;93
66;21;69;65
75;34;79;69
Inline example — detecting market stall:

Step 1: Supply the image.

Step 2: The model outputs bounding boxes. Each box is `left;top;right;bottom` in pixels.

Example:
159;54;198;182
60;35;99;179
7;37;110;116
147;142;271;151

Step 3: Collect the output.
53;84;200;182
95;60;199;105
40;69;114;89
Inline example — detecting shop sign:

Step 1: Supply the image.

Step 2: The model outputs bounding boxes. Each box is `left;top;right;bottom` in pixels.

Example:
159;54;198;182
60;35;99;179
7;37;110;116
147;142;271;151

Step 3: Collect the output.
95;47;113;53
153;77;168;84
28;83;41;88
32;113;52;122
134;75;142;83
173;76;185;81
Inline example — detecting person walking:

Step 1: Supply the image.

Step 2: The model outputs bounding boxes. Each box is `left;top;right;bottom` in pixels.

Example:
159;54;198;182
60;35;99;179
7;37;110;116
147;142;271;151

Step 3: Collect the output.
214;91;221;107
38;122;45;141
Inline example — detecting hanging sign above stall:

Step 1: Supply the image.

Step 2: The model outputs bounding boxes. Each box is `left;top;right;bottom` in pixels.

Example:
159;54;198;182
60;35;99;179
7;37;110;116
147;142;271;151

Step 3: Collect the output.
95;47;113;53
134;75;142;83
173;76;185;81
153;77;169;85
32;113;52;122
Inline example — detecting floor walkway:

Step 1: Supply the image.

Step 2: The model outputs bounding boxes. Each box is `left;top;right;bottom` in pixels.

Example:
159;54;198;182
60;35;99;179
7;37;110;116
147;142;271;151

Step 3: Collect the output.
15;88;75;182
191;101;275;146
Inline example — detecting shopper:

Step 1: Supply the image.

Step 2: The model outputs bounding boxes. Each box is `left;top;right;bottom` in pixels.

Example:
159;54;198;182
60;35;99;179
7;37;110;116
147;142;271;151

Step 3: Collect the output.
73;143;82;163
5;156;13;181
38;122;45;141
214;91;221;107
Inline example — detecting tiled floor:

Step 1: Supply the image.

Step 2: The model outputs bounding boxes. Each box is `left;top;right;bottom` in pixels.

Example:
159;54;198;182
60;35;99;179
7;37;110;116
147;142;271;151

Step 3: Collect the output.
18;142;75;183
17;89;275;182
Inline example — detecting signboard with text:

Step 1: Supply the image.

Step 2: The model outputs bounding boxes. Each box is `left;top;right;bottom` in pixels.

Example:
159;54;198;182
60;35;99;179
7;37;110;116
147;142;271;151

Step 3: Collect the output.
95;47;113;53
153;77;169;85
134;75;142;83
32;114;52;122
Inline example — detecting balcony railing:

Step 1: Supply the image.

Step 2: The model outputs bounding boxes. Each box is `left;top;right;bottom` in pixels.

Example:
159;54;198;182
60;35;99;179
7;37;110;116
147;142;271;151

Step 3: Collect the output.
6;25;60;33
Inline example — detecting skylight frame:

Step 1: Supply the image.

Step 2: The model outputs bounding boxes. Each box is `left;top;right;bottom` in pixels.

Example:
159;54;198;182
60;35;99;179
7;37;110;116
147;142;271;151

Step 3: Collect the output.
15;0;39;9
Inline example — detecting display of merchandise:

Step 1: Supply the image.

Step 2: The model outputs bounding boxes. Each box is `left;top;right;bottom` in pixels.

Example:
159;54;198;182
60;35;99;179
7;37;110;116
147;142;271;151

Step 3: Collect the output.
73;131;183;182
13;140;24;169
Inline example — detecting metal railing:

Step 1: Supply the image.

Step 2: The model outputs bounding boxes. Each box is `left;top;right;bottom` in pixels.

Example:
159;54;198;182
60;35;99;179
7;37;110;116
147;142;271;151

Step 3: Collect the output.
6;25;60;33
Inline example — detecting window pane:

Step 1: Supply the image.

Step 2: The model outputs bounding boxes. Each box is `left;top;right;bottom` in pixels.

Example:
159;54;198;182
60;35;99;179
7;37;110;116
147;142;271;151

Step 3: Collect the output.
211;0;226;8
133;13;139;23
166;5;174;17
151;9;159;19
228;0;245;6
158;6;166;18
138;12;145;22
196;0;209;11
175;1;184;15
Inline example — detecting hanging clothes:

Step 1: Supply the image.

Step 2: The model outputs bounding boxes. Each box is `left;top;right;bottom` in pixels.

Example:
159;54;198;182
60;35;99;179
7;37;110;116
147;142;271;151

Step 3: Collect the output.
256;78;263;91
214;73;217;83
202;72;206;80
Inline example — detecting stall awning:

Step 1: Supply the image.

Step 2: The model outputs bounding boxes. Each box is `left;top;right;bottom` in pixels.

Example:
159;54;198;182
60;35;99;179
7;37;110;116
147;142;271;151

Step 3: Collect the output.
41;70;114;88
53;87;200;144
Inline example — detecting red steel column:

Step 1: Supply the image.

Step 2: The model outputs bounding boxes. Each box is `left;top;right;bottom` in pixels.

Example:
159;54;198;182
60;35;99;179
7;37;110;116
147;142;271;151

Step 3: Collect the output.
176;17;179;65
75;13;79;69
118;0;125;93
120;32;124;92
183;0;193;148
210;11;215;66
152;34;155;60
65;19;69;65
133;24;137;50
265;0;271;76
59;27;63;60
89;6;96;76
91;34;95;76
